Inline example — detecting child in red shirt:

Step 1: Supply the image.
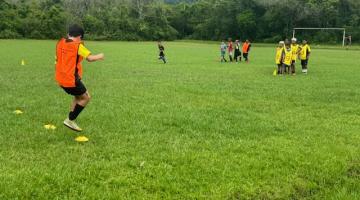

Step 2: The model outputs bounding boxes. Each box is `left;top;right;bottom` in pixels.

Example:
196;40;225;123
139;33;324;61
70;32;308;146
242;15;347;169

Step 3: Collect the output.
228;38;234;62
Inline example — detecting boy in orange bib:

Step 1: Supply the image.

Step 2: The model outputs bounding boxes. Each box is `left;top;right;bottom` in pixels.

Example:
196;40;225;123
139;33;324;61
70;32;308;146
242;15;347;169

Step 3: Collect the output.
55;24;104;132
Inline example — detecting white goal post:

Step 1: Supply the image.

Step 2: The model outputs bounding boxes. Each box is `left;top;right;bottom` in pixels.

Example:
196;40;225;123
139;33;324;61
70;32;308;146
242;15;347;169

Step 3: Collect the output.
292;28;346;47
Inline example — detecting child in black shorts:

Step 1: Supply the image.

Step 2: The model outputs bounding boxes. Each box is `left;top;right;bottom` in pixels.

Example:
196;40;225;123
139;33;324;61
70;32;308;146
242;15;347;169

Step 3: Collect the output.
234;40;242;62
158;41;166;64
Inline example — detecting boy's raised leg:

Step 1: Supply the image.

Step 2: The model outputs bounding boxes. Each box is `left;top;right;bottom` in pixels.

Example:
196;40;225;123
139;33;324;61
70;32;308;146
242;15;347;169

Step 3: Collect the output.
64;92;91;132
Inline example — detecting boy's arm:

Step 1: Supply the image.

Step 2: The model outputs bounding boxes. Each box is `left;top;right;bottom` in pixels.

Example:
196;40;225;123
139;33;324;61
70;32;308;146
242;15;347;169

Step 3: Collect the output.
307;46;311;59
298;47;302;60
87;53;105;62
78;44;105;62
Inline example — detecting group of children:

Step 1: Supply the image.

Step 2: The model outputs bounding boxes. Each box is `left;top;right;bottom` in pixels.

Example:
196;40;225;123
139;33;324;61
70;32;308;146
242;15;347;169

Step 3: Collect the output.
221;39;251;63
158;39;252;65
157;38;311;77
275;38;311;75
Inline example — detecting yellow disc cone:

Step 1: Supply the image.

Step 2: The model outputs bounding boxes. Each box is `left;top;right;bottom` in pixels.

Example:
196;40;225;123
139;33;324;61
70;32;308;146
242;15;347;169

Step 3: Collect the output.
21;59;25;66
50;125;57;130
44;124;56;130
273;69;277;76
75;136;89;142
14;110;23;114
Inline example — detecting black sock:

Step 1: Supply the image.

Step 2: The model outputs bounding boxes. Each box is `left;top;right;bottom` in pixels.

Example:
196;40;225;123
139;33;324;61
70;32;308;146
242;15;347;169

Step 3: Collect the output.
69;104;85;121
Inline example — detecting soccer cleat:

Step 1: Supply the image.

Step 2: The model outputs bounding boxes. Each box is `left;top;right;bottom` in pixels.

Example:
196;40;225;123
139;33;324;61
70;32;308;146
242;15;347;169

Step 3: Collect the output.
63;118;82;132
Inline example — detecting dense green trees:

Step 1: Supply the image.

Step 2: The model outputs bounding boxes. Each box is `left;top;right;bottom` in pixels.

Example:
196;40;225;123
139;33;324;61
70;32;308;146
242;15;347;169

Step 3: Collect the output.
0;0;359;43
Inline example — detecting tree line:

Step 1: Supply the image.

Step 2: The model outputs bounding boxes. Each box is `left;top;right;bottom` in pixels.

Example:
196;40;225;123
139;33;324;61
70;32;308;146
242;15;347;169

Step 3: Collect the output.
0;0;359;43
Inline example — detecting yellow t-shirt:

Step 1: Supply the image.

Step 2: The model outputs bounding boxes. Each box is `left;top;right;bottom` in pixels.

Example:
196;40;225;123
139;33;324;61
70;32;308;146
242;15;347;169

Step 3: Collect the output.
275;47;283;65
291;44;300;61
283;47;293;66
299;44;311;60
78;44;91;58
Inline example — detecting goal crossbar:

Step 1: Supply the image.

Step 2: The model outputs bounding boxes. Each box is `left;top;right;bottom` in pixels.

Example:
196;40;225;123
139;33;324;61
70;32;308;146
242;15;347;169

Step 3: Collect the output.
292;28;346;46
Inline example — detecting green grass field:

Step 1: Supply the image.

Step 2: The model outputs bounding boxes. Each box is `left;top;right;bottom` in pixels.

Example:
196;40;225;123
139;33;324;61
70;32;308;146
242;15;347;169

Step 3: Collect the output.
1;40;360;199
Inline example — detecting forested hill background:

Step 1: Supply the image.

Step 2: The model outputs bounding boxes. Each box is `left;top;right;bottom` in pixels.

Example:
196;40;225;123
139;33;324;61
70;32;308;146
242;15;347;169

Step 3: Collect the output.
1;0;359;43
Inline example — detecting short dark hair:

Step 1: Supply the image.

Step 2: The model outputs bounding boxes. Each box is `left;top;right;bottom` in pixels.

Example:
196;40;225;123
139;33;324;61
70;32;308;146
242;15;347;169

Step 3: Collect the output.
68;24;84;38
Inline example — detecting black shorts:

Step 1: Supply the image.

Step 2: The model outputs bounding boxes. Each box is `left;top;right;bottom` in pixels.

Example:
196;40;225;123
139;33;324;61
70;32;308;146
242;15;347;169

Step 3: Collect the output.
291;60;296;65
301;60;308;66
234;50;241;57
62;79;87;96
283;64;291;68
243;53;248;58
